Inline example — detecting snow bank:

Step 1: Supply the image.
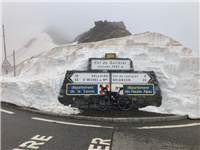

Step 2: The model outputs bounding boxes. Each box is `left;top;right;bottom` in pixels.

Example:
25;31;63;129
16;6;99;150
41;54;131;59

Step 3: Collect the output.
1;76;80;114
1;31;199;118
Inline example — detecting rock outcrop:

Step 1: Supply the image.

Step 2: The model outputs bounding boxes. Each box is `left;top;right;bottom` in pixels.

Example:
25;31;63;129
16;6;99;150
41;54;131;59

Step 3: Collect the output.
78;20;131;43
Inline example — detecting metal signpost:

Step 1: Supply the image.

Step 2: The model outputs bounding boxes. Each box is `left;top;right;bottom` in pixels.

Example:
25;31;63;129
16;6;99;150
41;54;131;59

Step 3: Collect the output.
66;72;110;95
66;72;154;95
90;59;131;70
58;53;162;108
123;84;154;95
2;59;11;74
13;50;16;77
66;84;99;95
67;72;110;83
2;25;10;74
111;73;154;84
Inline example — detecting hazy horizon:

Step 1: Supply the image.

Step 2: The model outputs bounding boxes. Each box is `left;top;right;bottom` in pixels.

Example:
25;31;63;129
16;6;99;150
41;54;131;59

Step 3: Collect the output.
2;1;199;58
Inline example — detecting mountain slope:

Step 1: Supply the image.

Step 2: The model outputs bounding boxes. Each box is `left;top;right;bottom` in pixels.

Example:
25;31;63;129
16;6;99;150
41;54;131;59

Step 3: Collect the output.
7;32;58;65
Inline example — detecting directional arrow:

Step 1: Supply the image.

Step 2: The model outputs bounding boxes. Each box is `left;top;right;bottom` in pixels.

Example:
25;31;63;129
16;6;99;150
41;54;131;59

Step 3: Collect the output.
67;73;74;83
147;73;154;83
68;72;110;83
111;73;154;84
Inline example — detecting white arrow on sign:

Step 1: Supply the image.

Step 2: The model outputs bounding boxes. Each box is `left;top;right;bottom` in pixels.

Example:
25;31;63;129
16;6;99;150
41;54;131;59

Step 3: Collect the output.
2;59;11;67
68;72;110;83
111;73;154;83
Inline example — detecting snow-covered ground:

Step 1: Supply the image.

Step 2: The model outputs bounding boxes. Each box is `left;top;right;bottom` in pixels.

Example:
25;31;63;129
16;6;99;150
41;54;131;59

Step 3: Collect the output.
1;31;199;118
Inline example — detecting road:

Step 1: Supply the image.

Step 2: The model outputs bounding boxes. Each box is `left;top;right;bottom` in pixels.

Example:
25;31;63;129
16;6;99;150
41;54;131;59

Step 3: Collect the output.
1;103;200;150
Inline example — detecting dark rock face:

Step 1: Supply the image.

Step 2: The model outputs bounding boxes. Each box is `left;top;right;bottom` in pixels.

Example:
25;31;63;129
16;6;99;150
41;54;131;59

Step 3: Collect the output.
78;20;131;43
70;31;87;43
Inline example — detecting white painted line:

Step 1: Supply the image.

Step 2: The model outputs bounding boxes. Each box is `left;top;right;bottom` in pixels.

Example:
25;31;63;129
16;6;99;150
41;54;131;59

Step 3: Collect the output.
0;109;15;114
31;117;114;129
136;123;200;129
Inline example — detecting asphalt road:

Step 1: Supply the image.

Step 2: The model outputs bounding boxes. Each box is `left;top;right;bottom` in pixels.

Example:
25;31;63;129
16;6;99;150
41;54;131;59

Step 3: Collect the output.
1;103;200;150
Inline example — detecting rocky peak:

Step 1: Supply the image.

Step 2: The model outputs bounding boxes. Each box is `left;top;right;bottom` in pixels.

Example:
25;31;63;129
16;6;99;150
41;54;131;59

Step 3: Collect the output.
78;20;131;43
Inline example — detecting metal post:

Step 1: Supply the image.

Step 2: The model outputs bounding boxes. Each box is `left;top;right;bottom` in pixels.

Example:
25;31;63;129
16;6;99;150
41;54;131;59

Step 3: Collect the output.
2;25;8;74
13;50;16;77
2;25;7;60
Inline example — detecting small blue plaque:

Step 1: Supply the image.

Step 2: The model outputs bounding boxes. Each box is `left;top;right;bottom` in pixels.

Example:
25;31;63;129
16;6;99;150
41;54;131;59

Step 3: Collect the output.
66;84;98;95
123;84;154;95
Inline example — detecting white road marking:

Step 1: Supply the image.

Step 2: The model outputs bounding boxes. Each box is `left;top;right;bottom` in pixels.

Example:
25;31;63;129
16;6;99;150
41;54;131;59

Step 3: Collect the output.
31;117;114;129
135;123;200;129
14;135;53;150
0;109;15;114
88;138;111;150
32;117;199;130
31;135;53;141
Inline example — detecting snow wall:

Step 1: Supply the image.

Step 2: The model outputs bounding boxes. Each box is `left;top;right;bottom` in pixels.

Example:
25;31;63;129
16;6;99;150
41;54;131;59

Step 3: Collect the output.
1;31;199;118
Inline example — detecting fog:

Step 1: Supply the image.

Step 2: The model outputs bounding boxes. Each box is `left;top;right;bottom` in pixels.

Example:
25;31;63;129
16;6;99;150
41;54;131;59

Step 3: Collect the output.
2;1;199;59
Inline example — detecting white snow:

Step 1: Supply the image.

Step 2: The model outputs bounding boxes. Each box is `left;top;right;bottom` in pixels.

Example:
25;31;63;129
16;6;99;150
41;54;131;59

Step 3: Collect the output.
1;31;199;118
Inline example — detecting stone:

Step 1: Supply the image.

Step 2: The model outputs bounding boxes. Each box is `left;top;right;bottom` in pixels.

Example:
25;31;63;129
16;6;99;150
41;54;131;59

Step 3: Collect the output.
77;20;131;43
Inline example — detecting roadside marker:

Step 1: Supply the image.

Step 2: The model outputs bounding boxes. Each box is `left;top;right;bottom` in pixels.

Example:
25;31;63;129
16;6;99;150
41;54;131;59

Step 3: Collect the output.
0;109;15;114
2;59;11;67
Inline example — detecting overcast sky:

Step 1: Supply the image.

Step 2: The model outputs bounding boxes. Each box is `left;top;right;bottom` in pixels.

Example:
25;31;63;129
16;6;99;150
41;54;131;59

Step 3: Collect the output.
1;1;199;58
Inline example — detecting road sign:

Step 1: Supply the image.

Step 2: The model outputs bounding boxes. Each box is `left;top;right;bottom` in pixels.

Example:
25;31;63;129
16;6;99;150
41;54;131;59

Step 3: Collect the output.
67;72;110;83
123;84;154;95
111;73;154;83
2;59;11;67
66;84;98;95
90;59;131;70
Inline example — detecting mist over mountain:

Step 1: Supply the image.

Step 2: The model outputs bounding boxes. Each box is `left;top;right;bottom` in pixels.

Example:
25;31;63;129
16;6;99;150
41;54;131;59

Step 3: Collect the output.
7;32;58;66
70;31;87;44
43;25;72;45
6;25;73;65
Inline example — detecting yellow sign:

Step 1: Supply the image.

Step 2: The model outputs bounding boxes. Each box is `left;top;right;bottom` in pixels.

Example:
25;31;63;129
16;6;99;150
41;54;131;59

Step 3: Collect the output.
105;53;116;59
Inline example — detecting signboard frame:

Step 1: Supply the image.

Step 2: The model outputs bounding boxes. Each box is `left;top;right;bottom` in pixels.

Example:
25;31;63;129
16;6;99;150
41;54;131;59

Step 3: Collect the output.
88;58;134;71
123;84;155;96
58;53;162;108
66;71;110;84
111;72;154;84
65;71;155;96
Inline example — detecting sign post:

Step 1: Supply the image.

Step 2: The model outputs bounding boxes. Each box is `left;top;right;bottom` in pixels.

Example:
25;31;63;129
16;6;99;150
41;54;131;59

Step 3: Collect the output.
67;72;110;83
111;73;154;84
90;59;132;70
2;25;8;74
58;53;162;108
2;59;11;74
13;50;16;77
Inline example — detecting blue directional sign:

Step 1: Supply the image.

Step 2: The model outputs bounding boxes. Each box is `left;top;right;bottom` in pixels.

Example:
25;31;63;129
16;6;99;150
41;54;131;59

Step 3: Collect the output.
123;84;154;95
66;84;98;95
